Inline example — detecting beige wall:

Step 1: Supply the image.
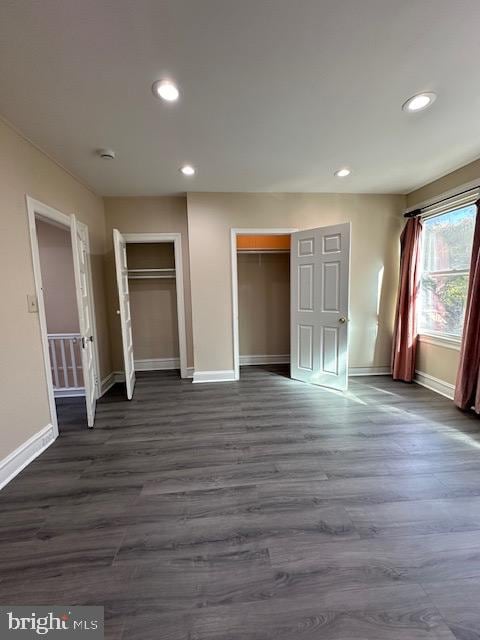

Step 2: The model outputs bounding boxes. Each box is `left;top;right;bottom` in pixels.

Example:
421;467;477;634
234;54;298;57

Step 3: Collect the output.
103;197;194;371
36;220;79;334
238;252;290;356
407;157;480;386
0;118;110;461
187;193;405;373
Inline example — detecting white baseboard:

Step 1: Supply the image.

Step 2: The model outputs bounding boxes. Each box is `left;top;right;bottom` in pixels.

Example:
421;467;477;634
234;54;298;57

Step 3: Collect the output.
114;368;194;382
0;424;56;491
414;370;455;400
54;387;85;398
100;372;116;397
240;354;290;365
134;357;180;371
349;366;391;376
193;370;236;384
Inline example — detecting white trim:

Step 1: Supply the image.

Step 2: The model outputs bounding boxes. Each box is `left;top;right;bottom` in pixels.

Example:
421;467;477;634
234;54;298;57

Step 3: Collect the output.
114;367;194;381
193;370;236;383
414;370;455;400
135;357;180;371
0;424;55;490
418;333;461;352
120;232;188;380
349;366;391;376
240;354;290;365
54;387;85;398
405;177;480;215
100;372;116;396
82;221;102;399
231;228;298;381
26;197;101;434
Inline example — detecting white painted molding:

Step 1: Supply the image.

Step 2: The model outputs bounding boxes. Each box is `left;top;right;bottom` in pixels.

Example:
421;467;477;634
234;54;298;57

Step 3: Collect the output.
418;333;461;352
54;387;85;398
135;357;180;371
100;372;116;397
186;367;194;379
349;366;391;376
0;424;55;491
240;354;290;365
414;370;455;400
193;370;236;384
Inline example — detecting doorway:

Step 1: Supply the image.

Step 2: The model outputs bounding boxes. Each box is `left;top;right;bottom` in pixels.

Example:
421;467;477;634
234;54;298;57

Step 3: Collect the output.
113;231;188;400
231;224;351;391
27;197;100;434
236;233;291;378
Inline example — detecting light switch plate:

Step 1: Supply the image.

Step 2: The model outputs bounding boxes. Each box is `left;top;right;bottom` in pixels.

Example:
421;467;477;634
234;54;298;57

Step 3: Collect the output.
27;294;38;313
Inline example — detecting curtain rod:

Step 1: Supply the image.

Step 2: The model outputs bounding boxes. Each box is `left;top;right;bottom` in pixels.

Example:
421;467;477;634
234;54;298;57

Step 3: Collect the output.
404;185;480;218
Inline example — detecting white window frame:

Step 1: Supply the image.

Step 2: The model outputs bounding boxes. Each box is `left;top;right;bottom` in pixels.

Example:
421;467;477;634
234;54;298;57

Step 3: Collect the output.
417;189;478;349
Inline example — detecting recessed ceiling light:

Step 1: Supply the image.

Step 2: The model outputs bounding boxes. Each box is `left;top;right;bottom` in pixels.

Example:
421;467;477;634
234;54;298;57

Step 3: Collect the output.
180;164;195;176
334;168;351;178
402;92;436;113
152;79;179;102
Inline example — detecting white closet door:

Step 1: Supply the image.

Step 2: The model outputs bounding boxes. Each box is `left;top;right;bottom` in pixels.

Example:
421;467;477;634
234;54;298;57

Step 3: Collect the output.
70;216;97;426
113;229;136;400
290;223;350;391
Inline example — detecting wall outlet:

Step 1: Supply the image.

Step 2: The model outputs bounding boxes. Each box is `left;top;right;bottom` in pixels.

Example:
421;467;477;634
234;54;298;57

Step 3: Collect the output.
27;294;38;313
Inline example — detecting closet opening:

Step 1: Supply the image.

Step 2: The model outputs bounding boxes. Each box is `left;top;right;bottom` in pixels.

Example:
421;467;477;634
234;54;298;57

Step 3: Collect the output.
235;233;292;379
113;231;188;399
127;242;180;375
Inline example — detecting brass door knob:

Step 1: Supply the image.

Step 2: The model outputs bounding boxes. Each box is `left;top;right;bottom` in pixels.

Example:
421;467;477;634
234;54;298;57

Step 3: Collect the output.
339;317;347;324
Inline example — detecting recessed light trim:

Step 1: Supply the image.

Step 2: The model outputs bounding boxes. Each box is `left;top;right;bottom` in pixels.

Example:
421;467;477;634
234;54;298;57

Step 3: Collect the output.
402;92;437;113
152;79;179;102
180;164;195;176
334;168;351;178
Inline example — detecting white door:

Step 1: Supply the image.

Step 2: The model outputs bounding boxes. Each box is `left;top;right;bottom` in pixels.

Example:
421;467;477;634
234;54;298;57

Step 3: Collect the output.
71;216;97;426
291;223;350;391
113;229;136;400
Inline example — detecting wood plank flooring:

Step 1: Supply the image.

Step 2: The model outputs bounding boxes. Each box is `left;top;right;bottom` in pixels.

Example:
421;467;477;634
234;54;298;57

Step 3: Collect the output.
1;366;480;639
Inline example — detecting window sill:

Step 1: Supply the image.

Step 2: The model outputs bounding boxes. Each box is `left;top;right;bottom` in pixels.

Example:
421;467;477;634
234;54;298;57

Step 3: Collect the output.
418;333;461;351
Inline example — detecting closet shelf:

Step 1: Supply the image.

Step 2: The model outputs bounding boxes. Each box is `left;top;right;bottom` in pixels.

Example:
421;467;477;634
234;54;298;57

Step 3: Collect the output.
128;268;176;280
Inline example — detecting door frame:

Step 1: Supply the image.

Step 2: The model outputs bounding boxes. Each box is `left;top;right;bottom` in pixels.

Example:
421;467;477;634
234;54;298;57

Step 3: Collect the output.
230;228;298;381
26;196;101;436
122;233;188;379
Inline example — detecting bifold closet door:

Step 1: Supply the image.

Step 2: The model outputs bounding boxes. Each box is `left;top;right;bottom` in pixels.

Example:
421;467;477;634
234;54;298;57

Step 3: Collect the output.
113;229;136;399
290;223;350;391
71;216;97;426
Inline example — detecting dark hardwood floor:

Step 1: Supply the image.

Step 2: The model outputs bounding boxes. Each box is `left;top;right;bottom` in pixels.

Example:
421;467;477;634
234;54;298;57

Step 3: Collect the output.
1;366;480;639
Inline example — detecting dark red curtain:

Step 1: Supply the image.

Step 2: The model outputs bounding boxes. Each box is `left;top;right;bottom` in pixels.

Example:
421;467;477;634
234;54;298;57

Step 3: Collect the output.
454;200;480;413
392;217;423;382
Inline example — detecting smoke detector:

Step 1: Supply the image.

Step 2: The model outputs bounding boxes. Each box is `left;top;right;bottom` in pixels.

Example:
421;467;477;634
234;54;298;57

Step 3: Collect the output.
97;148;116;160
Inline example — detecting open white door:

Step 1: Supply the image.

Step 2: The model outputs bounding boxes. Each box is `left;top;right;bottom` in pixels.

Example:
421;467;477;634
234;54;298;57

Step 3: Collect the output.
71;216;97;426
113;229;136;399
291;223;350;391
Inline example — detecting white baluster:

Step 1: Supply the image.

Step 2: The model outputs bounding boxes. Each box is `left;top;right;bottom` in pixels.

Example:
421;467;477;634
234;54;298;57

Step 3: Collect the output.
69;337;78;387
60;338;68;388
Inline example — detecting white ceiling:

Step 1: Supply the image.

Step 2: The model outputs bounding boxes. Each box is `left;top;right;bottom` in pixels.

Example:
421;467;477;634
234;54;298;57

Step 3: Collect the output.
1;0;480;196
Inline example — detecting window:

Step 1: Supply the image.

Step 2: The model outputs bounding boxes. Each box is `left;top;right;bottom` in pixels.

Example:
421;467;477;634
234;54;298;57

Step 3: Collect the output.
419;203;476;339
